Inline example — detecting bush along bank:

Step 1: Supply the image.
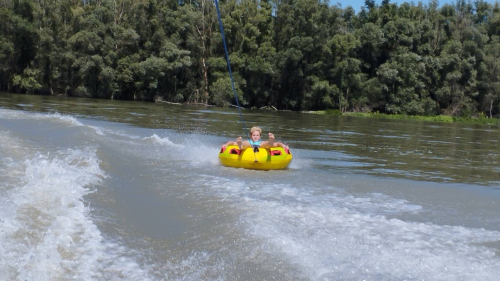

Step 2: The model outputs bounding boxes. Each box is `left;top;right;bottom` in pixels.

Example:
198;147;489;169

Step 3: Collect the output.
307;110;499;125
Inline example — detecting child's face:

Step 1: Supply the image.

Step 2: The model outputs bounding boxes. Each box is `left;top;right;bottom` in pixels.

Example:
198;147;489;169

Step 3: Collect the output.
251;131;261;142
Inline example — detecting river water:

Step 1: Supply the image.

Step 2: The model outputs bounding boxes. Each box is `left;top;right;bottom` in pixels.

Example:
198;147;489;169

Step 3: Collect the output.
1;93;499;280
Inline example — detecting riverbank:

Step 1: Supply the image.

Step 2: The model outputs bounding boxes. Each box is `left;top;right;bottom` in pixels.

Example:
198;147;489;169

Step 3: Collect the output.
305;110;500;125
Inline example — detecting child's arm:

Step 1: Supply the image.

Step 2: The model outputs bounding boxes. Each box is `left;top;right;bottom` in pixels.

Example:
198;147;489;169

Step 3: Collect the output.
237;137;251;150
261;133;290;150
260;133;276;148
223;137;251;150
221;140;237;149
273;142;289;150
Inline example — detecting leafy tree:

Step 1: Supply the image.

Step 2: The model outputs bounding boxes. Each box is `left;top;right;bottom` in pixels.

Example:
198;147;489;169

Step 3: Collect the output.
221;0;275;107
0;0;500;119
0;6;15;91
436;40;478;116
322;33;363;111
480;35;500;117
378;50;434;115
12;67;41;94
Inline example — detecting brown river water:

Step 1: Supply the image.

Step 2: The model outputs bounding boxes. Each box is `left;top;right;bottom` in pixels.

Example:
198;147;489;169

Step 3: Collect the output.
1;93;499;280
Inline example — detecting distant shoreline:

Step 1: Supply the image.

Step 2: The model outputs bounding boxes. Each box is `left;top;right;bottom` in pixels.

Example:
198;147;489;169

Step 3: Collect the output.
304;110;500;125
2;91;498;125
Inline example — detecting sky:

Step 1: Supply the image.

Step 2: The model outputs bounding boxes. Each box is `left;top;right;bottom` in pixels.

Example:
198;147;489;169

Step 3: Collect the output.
334;0;499;12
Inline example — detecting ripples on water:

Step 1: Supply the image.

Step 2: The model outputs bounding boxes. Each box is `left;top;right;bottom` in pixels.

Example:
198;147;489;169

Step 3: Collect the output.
1;93;500;280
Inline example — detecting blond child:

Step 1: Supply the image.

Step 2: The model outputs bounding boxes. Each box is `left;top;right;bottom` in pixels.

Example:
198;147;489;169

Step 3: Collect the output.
222;126;289;150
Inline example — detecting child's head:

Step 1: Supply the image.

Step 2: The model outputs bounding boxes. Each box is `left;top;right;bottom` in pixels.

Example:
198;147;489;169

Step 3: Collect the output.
250;126;262;141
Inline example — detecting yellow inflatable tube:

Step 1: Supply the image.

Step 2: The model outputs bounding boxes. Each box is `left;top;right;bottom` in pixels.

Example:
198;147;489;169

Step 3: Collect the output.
219;145;292;170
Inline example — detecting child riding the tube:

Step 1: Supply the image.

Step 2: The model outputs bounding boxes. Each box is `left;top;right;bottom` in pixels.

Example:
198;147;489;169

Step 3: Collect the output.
222;126;289;151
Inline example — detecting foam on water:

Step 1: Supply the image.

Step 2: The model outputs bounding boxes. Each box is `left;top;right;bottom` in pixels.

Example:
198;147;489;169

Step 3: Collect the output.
155;252;226;281
143;134;185;148
0;141;151;280
88;125;105;135
287;153;311;170
193;175;500;280
0;108;106;136
101;131;221;166
0;133;31;193
0;108;83;126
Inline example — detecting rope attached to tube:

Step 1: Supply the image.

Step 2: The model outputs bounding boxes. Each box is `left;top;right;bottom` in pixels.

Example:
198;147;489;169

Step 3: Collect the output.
214;0;247;136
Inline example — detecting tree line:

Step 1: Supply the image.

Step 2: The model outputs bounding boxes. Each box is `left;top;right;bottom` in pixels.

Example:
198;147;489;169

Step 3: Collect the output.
1;0;500;117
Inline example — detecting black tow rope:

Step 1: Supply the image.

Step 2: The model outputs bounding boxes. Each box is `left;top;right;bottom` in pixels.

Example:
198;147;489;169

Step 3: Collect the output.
214;0;247;137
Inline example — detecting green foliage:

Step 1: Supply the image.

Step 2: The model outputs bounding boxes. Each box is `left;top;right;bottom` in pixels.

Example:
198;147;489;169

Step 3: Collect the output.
210;76;246;107
325;109;343;115
0;0;498;122
430;115;454;122
339;111;498;124
12;68;41;94
343;112;464;123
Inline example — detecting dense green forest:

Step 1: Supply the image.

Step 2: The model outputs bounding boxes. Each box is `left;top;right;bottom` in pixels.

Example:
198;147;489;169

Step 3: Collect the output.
1;0;500;117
